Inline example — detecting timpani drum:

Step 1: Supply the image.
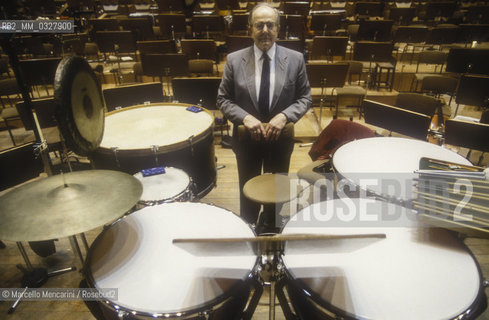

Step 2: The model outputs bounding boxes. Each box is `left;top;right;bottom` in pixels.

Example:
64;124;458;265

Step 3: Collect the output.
280;198;487;320
85;203;258;319
133;167;192;207
91;104;216;198
332;137;472;199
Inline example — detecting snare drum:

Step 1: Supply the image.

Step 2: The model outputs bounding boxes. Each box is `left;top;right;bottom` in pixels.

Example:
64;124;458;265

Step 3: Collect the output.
133;167;192;207
332;137;472;199
281;198;487;320
91;104;216;198
85;203;258;319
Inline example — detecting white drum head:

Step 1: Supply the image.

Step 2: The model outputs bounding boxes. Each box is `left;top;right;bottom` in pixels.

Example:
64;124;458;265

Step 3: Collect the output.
332;137;472;198
100;105;214;150
87;203;256;315
282;198;482;320
133;167;190;202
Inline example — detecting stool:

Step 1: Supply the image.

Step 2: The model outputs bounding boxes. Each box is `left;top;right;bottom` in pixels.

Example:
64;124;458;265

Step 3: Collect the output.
375;62;395;91
243;173;303;234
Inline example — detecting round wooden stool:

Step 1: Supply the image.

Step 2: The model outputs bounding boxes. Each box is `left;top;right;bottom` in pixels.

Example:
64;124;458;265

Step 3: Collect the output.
243;173;303;234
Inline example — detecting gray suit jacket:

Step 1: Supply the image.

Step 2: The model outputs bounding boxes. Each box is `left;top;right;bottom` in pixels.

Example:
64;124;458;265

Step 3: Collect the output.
217;45;312;124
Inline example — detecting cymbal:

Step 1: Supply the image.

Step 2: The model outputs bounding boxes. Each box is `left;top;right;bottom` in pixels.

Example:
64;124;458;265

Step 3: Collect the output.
0;170;142;242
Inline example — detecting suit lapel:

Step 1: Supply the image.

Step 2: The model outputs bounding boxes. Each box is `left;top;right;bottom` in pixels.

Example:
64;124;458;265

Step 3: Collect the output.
271;46;288;112
242;47;259;112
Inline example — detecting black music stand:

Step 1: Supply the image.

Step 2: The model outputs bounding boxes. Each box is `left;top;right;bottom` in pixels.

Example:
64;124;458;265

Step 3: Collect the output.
446;48;489;76
95;31;137;55
191;15;225;40
18;58;61;97
103;82;165;111
230;13;249;35
284;2;310;17
226;35;254;54
310;13;344;36
119;18;155;41
280;15;306;40
425;25;460;47
363;99;431;140
388;7;415;25
276;39;305;53
306;62;349;124
156;14;186;40
310;36;348;61
355;1;383;17
357;20;393;42
454;74;489;117
459;24;489;45
425;1;456;20
445;119;489;164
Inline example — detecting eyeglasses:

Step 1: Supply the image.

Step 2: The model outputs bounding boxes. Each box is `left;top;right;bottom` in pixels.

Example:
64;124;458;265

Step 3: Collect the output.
253;22;277;30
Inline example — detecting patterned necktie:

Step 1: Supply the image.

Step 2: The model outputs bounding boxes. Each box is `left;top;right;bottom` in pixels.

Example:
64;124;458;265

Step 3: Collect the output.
258;52;270;121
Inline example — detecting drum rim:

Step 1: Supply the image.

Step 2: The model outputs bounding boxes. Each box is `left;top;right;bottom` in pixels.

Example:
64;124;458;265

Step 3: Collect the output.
84;202;259;318
134;167;191;203
96;103;214;155
281;199;487;320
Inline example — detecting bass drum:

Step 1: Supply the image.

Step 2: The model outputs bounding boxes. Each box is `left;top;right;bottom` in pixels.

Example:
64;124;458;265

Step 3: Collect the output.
91;103;216;198
280;198;487;320
85;203;259;320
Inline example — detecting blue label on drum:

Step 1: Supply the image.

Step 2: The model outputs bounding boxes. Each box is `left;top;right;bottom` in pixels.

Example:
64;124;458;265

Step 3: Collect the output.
142;166;166;177
186;106;203;113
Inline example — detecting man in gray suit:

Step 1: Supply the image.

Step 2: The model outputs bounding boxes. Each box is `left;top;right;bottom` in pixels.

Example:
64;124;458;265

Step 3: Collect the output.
217;2;312;227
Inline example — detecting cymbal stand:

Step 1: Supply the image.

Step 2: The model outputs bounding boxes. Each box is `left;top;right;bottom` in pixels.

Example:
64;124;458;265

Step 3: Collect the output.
8;242;76;314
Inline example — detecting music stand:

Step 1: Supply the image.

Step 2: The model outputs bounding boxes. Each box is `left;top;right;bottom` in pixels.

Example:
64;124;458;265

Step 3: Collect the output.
279;15;305;40
445;119;489;163
276;39;304;53
310;36;348;61
357;20;393;42
306;62;349;124
446;48;489;75
388;7;415;25
95;31;137;56
310;13;343;36
425;25;460;46
119;18;155;41
18;58;61;97
425;1;456;20
354;1;383;17
363;99;431;140
191;15;225;40
454;74;489;117
103;82;165;111
231;13;249;35
137;40;177;54
156;14;186;40
459;24;489;46
284;2;310;17
226;35;254;54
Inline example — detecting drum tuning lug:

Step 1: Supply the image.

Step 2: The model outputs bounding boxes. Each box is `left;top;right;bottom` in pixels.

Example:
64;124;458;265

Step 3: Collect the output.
117;309;128;319
484;279;489;288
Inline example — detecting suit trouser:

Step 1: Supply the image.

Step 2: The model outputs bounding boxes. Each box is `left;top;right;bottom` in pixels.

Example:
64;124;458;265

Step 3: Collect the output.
233;136;294;225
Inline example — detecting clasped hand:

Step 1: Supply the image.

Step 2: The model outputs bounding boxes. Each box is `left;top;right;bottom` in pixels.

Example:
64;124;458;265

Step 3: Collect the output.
243;113;287;142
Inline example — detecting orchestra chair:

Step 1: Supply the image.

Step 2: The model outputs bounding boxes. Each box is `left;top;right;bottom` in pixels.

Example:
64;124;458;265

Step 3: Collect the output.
310;36;348;61
171;77;231;146
191;15;225;40
388;7;416;25
444;119;489;164
309;13;344;36
156;14;187;40
300;118;374;186
279;15;306;40
226;35;254;54
419;75;457;106
306;62;349;124
410;50;447;91
18;58;61;98
393;25;429;64
103;82;165;112
363;99;432;141
119;18;155;41
230;13;249;35
344;60;363;86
